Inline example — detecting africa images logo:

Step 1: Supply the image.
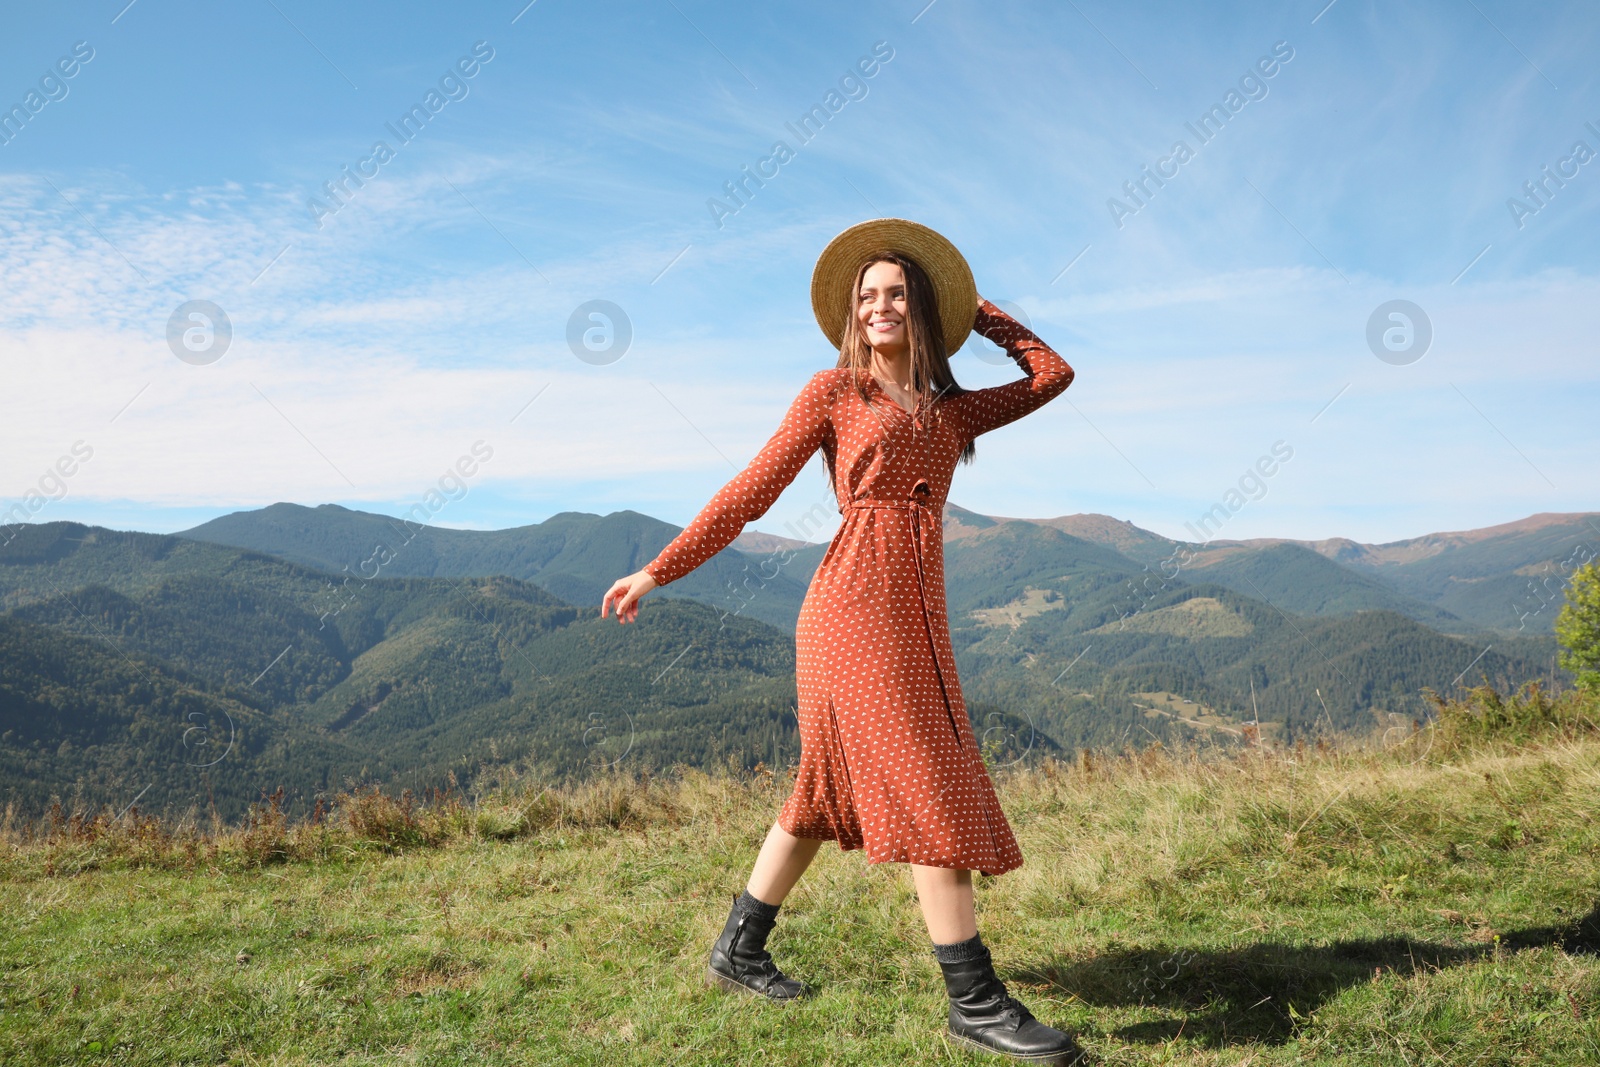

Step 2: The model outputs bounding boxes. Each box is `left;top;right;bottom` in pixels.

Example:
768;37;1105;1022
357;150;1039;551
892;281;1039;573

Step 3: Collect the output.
306;41;496;228
706;40;895;229
0;41;95;148
1106;40;1295;229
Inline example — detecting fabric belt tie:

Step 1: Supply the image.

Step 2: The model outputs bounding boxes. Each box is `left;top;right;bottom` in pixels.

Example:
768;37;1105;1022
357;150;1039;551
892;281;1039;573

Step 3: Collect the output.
843;493;941;513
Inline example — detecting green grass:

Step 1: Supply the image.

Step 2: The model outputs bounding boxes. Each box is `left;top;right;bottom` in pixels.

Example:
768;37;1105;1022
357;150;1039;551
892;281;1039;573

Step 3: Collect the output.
4;690;1600;1065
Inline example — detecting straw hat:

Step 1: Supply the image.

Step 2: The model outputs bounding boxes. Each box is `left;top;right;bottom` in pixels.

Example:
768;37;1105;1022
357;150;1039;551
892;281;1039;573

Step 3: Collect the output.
810;218;977;356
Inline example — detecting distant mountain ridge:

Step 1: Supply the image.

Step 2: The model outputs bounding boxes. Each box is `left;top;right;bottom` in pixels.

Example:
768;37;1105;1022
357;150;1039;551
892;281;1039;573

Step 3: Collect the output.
964;508;1598;567
0;520;805;823
172;502;1600;636
0;504;1583;824
830;507;1593;636
171;502;1574;722
1281;512;1600;566
183;502;811;633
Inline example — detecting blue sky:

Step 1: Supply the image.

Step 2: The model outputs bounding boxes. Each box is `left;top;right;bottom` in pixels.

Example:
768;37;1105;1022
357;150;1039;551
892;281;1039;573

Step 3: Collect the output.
2;0;1596;549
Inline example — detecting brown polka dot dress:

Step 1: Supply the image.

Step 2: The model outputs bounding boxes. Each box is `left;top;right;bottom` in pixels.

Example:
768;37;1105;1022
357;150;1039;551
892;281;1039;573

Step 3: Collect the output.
643;298;1075;876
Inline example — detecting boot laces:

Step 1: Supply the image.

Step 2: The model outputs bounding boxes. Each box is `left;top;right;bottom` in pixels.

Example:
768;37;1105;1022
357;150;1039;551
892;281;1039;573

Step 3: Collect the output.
982;979;1033;1029
745;946;796;990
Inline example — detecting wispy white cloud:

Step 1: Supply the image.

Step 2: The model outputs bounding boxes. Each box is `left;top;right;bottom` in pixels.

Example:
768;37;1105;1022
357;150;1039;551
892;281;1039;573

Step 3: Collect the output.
4;155;1596;546
3;0;1596;544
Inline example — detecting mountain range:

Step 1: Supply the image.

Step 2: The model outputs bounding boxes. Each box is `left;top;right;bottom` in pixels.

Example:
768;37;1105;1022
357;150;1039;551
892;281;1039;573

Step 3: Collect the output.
0;503;1590;825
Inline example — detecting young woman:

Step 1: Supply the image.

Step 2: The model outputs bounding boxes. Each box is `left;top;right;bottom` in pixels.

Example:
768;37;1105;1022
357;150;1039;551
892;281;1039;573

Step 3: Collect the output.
601;219;1081;1064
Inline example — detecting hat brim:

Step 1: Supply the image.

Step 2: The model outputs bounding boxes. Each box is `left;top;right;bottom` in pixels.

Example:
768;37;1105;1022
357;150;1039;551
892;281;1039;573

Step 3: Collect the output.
810;218;977;357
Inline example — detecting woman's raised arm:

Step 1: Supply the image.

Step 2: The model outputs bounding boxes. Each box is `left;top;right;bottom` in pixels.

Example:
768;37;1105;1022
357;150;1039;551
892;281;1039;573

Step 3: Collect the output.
601;370;837;620
946;297;1075;441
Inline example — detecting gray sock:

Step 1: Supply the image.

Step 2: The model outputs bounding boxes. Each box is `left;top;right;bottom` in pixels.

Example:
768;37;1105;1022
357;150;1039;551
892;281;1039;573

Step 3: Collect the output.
733;888;781;925
932;932;989;964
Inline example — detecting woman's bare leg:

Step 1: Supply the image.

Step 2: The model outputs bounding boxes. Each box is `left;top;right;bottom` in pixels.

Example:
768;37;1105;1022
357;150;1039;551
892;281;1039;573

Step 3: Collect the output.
910;864;978;943
744;820;823;905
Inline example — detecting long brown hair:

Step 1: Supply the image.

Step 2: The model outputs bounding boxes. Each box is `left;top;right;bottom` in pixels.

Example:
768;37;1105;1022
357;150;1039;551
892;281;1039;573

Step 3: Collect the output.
834;250;976;466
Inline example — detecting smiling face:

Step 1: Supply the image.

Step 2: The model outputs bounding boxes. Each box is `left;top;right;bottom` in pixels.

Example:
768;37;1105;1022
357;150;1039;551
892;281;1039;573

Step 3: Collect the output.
855;259;909;356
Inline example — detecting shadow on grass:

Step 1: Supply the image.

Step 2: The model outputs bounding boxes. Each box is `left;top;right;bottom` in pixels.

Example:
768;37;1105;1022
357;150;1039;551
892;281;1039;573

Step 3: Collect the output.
1013;903;1600;1048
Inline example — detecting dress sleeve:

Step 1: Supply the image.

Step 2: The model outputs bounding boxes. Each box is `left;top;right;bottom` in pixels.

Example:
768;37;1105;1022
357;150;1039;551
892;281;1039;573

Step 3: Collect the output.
642;370;836;587
945;297;1075;441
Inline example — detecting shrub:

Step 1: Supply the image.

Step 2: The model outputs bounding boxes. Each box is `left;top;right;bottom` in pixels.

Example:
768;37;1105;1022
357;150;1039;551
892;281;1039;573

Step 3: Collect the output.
335;784;467;849
236;786;290;867
1423;680;1598;748
1556;560;1600;693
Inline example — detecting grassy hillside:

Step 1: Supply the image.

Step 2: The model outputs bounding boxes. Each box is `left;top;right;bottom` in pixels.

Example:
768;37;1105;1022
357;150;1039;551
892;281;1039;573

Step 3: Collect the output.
1180;542;1469;632
1348;513;1600;634
1036;510;1600;636
3;687;1597;1064
950;566;1558;755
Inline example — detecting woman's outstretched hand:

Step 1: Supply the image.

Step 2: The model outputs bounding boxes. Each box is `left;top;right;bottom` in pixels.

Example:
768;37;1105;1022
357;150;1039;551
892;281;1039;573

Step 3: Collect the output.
601;569;658;624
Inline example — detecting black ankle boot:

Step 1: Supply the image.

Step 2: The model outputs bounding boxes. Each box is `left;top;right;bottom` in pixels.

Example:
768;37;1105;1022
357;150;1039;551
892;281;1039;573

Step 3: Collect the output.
937;946;1084;1063
706;892;809;1001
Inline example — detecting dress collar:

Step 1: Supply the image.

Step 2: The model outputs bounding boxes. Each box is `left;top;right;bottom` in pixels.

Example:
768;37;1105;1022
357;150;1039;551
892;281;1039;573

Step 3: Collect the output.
852;368;916;410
